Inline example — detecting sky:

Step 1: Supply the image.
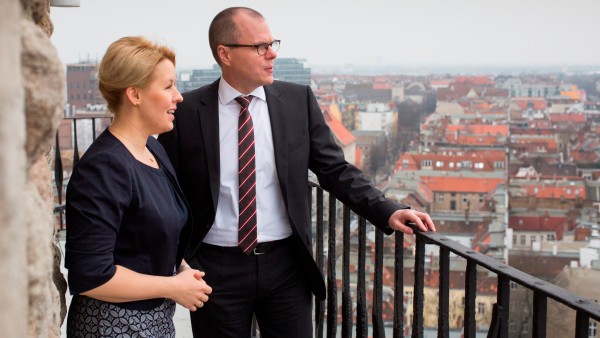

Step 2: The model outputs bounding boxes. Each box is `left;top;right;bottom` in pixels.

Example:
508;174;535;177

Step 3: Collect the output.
50;0;600;72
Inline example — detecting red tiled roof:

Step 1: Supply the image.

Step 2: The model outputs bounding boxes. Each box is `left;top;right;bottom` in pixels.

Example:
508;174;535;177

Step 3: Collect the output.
421;176;504;193
323;110;356;146
394;151;506;172
373;82;392;90
355;147;363;169
511;97;547;110
453;76;495;86
446;124;508;137
549;113;586;123
523;184;586;199
509;215;570;233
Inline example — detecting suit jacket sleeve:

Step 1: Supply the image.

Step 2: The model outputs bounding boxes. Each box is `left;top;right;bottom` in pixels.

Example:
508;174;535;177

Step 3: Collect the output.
304;86;407;234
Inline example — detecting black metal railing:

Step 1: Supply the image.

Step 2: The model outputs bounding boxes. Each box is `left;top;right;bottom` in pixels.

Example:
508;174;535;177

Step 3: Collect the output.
53;114;112;230
308;180;600;338
53;116;600;338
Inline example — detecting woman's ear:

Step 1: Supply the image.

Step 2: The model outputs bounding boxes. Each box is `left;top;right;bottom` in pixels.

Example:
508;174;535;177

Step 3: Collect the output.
125;87;141;106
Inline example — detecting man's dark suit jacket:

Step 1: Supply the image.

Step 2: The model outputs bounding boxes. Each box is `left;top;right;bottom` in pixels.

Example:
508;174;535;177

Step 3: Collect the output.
158;79;407;300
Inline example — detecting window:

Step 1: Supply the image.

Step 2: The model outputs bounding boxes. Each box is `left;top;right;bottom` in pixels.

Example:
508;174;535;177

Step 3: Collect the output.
402;159;409;168
449;162;455;168
589;321;597;338
462;194;467;203
450;201;456;211
520;235;526;245
436;161;444;168
479;194;484;203
510;281;518;289
522;322;529;333
494;161;504;169
531;236;536;243
475;162;484;169
513;235;517;245
547;234;556;241
509;320;516;332
438;194;444;202
478;302;485;314
422;160;433;167
463;161;472;168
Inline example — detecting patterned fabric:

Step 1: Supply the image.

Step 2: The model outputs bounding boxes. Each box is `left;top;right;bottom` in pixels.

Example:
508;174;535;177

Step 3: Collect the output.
66;295;176;337
235;95;258;254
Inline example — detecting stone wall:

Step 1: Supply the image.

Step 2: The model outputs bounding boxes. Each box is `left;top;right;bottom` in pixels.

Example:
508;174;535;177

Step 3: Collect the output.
0;0;67;337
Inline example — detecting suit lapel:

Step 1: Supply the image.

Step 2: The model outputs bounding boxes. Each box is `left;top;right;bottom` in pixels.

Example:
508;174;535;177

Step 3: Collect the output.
264;84;288;197
198;80;221;211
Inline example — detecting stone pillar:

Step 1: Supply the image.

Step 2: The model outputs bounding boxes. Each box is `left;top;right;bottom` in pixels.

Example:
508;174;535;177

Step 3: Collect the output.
22;0;68;336
1;0;67;337
0;0;28;337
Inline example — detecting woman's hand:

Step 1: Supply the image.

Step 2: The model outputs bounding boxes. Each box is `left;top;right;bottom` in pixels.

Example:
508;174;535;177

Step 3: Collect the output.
168;269;213;311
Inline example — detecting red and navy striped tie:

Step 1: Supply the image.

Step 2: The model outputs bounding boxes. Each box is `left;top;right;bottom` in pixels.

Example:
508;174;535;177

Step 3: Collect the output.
235;95;257;254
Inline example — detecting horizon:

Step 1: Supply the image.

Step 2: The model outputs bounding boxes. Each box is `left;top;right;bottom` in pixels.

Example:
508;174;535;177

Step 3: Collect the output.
50;0;600;72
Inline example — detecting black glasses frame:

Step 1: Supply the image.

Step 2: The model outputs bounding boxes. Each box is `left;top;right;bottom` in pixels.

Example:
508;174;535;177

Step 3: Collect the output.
223;40;281;56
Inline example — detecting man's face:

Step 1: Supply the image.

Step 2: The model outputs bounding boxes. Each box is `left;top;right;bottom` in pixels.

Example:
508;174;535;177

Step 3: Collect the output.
221;12;278;94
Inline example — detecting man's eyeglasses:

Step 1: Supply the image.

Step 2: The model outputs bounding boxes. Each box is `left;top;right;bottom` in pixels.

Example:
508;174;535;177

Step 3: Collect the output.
223;40;281;56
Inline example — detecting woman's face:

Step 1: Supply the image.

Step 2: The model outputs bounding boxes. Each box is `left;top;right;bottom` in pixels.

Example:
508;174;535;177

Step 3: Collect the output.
138;59;183;134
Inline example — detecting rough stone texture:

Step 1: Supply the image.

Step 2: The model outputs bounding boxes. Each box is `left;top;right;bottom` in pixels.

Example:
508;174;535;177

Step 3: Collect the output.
27;156;66;338
20;0;68;335
20;0;54;36
0;0;28;337
21;17;65;168
0;0;70;336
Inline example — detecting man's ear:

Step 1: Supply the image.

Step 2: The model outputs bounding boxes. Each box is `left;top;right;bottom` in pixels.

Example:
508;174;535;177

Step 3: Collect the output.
125;87;141;106
217;45;231;66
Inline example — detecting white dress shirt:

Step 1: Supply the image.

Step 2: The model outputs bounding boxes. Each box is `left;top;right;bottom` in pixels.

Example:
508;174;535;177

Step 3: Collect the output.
202;79;293;246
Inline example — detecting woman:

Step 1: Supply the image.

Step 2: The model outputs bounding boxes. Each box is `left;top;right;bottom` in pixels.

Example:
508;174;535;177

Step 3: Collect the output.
64;36;211;337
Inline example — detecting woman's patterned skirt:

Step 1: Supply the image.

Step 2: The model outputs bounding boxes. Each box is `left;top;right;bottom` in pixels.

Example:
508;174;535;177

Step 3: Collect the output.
66;295;176;338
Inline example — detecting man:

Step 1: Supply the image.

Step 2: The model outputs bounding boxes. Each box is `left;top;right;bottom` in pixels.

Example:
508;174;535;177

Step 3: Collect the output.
158;6;436;337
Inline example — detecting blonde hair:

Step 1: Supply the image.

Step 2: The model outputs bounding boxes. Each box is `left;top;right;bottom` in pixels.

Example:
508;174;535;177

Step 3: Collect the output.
98;36;176;112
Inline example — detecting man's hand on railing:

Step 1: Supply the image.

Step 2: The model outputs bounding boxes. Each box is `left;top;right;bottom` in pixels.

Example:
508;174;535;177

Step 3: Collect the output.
388;209;436;235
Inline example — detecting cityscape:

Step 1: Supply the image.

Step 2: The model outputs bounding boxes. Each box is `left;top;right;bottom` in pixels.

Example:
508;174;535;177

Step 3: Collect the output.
56;55;600;337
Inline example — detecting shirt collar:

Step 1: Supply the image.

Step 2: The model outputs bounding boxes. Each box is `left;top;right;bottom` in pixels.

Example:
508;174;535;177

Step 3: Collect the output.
218;77;266;105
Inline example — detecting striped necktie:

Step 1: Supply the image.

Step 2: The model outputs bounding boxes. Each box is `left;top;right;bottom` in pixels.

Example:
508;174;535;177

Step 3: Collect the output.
235;95;257;254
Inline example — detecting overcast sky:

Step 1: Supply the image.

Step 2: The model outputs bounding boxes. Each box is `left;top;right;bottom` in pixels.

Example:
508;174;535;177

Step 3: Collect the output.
50;0;600;71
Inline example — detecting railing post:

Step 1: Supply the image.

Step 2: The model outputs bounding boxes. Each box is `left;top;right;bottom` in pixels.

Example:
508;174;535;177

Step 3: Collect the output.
532;290;547;338
326;194;337;338
464;261;477;338
356;217;368;338
496;275;510;338
341;206;352;337
72;118;80;166
54;131;64;229
393;231;404;338
315;187;325;338
437;246;450;338
372;228;385;338
411;238;425;338
575;311;589;338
